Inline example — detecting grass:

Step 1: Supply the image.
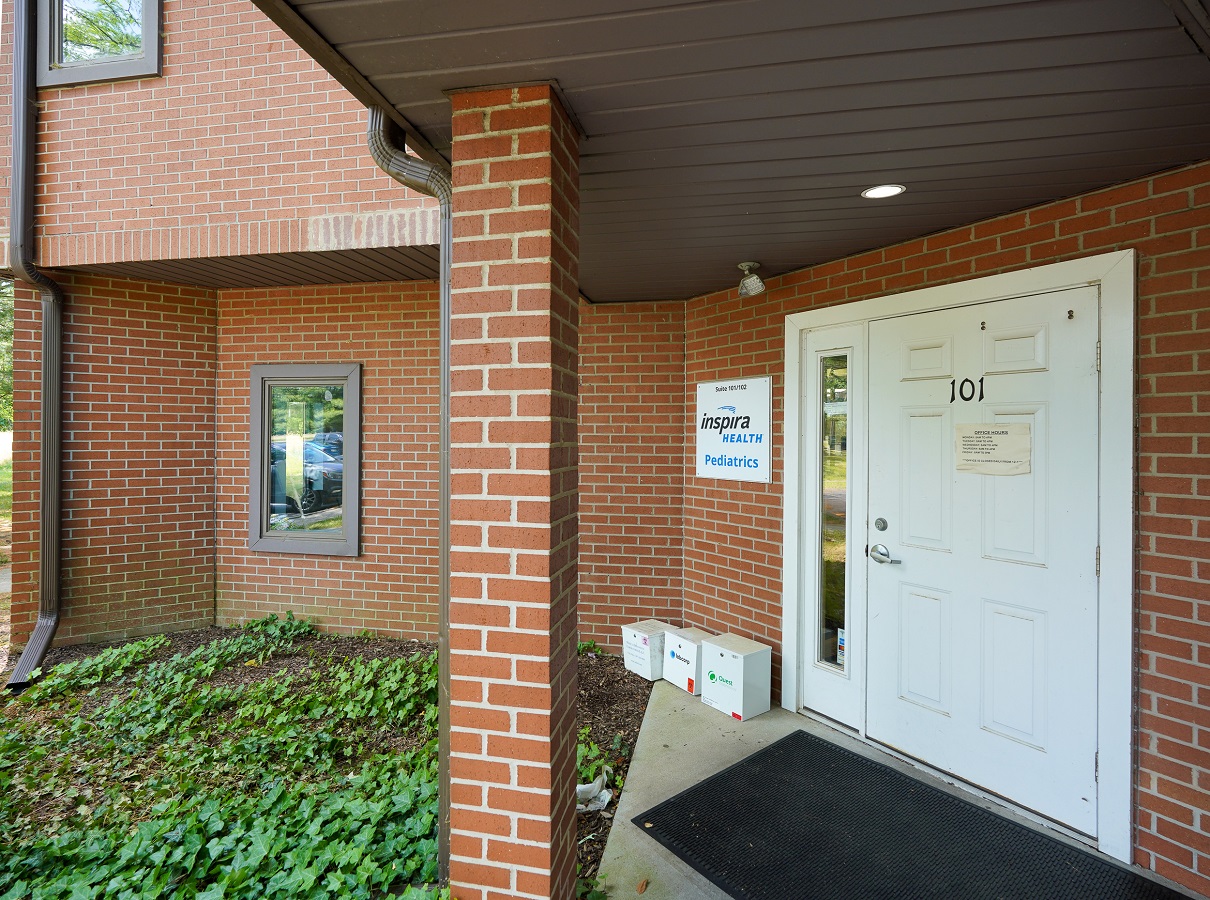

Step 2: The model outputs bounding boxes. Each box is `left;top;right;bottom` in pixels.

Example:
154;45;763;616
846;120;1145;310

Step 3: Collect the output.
0;457;11;520
0;457;11;566
821;450;847;487
0;615;447;899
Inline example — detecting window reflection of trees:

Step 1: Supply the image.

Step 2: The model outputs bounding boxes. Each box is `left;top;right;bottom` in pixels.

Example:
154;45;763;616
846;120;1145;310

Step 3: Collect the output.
820;356;848;668
61;0;142;62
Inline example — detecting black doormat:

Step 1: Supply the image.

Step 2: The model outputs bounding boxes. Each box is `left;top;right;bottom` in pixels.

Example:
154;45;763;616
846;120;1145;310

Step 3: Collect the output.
633;729;1186;900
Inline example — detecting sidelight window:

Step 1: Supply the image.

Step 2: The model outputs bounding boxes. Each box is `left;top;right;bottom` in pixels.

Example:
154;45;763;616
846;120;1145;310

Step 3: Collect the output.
817;354;849;669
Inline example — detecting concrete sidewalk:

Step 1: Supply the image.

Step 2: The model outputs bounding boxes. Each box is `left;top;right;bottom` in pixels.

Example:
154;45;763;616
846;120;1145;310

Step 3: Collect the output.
597;683;806;899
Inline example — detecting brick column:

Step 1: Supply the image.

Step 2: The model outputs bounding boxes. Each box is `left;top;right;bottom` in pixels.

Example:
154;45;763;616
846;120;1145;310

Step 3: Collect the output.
447;85;580;900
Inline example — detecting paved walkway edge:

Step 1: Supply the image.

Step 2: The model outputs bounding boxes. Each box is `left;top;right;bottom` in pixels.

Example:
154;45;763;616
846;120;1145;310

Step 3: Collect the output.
596;682;804;899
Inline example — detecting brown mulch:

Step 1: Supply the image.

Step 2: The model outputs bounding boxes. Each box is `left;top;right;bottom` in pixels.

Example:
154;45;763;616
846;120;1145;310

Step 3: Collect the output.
0;624;655;882
576;649;654;882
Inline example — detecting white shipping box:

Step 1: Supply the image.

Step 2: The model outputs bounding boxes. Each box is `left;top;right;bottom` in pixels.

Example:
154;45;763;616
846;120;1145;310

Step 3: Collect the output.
700;633;772;721
621;620;674;681
663;627;713;696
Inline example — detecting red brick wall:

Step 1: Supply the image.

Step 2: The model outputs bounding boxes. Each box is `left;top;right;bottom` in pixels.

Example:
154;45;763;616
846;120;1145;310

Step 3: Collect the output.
5;272;677;655
10;283;45;650
682;297;784;672
0;4;12;256
680;159;1210;894
19;0;436;270
215;281;441;638
446;84;581;900
11;273;218;648
578;301;686;649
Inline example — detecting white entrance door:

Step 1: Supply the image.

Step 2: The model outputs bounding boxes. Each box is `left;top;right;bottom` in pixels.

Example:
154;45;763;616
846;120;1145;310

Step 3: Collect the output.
865;286;1100;835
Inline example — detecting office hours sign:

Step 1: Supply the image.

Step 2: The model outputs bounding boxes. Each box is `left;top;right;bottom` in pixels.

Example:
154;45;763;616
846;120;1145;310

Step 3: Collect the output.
695;376;772;483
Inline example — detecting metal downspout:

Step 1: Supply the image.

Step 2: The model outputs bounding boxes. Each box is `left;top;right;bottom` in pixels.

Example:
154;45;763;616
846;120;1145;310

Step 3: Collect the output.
6;0;65;692
366;106;453;881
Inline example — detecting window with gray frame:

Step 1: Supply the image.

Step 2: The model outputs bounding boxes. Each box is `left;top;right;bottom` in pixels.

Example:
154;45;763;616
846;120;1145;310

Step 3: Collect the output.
249;364;360;557
37;0;161;87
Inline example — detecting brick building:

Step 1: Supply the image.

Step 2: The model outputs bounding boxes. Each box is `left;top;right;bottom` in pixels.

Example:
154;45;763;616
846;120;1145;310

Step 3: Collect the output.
3;1;1209;899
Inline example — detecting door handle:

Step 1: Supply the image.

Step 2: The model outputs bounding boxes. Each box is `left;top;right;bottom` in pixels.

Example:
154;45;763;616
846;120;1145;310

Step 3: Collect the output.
869;544;901;565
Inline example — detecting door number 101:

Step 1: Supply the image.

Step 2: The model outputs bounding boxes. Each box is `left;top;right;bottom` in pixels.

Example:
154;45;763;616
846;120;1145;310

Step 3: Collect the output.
949;377;985;403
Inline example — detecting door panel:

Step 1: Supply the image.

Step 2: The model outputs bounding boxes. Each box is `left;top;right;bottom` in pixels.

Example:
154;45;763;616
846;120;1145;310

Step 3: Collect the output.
866;286;1099;836
982;600;1047;747
897;583;951;714
902;409;951;549
982;405;1047;564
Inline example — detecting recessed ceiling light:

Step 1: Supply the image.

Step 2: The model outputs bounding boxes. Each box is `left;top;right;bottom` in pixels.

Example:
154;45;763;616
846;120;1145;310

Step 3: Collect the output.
861;184;906;199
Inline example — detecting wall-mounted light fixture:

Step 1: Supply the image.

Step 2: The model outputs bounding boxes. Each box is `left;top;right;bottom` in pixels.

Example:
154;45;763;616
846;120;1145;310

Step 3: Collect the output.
737;261;765;297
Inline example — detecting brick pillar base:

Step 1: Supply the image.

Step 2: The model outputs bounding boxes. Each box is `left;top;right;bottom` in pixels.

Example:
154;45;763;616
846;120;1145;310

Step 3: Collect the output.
447;84;580;900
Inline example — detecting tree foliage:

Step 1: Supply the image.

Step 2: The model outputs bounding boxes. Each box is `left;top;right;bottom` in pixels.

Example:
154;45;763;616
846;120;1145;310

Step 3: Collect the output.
270;385;344;438
60;0;142;63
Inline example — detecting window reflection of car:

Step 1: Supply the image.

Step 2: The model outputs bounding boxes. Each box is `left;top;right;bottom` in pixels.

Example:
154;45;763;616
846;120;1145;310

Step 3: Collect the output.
307;432;344;458
268;441;343;514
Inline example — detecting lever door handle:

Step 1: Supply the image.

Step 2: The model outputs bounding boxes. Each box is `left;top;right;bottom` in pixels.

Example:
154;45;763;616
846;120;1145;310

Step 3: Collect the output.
869;544;901;565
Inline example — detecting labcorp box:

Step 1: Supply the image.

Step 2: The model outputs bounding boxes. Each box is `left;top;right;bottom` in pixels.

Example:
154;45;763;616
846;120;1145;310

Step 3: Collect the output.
663;627;713;695
621;619;674;681
700;633;772;721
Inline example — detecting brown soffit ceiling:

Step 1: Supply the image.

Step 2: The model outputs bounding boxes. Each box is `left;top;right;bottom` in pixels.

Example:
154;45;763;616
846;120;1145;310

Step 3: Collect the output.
74;246;440;290
250;0;1210;303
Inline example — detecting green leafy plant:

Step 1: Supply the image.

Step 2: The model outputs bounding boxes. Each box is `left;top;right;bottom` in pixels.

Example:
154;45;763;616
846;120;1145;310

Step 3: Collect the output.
0;614;442;899
608;733;632;790
21;633;168;701
576;728;631;792
575;866;609;900
577;639;605;656
576;725;607;785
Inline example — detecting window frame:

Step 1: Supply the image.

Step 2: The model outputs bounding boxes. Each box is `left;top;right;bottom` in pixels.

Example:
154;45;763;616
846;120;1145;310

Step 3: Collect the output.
248;363;361;557
37;0;162;87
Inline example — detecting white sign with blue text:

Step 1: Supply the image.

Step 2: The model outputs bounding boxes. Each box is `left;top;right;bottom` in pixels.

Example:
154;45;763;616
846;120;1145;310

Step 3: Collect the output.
695;376;772;484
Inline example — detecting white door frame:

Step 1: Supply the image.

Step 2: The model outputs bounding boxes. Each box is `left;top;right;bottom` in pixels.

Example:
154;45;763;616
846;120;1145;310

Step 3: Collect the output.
780;250;1135;861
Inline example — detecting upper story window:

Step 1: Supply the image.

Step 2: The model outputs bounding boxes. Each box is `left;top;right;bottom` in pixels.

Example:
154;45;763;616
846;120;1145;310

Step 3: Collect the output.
37;0;162;87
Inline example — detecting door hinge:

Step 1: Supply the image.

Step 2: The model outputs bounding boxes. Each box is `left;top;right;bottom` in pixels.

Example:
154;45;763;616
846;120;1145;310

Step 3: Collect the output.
1095;751;1099;782
1095;340;1101;372
1096;546;1101;577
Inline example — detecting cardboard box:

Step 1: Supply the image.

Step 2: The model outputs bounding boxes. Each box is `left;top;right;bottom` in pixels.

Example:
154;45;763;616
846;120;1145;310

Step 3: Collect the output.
663;627;713;695
700;633;772;721
621;619;674;681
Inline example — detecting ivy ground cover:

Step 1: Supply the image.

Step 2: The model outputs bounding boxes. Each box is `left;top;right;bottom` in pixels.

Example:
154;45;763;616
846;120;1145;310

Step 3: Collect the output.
0;615;443;899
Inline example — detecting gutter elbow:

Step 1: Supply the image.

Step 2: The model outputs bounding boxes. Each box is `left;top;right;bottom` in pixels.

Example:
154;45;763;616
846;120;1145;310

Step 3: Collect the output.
366;107;451;206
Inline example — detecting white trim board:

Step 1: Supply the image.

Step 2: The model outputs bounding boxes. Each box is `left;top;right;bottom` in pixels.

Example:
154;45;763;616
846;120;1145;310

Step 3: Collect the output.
779;250;1136;861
